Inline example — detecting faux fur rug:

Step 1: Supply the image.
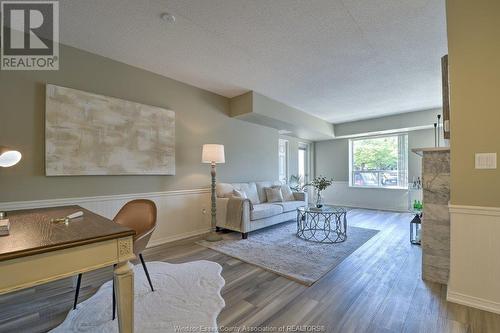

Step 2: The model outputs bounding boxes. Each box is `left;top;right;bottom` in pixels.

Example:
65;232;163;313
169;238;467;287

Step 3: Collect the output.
199;222;378;286
51;261;225;333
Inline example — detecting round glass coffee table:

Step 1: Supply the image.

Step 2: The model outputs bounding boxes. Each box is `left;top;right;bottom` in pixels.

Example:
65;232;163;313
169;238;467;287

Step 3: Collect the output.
296;205;348;243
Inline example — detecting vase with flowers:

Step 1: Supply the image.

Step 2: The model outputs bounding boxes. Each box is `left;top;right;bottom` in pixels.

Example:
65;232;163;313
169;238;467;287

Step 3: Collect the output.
303;176;334;208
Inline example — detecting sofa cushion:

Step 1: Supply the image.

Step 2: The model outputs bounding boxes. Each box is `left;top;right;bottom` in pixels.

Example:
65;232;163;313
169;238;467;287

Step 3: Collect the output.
255;181;282;202
250;203;283;220
273;201;305;213
277;185;295;201
216;183;234;198
265;187;283;203
232;182;260;204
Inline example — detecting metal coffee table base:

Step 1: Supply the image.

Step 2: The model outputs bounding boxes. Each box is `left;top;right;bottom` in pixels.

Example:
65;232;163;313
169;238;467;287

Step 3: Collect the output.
296;208;347;244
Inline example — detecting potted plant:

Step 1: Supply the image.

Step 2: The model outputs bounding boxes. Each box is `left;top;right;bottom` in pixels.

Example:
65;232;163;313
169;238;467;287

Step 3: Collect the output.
304;176;334;208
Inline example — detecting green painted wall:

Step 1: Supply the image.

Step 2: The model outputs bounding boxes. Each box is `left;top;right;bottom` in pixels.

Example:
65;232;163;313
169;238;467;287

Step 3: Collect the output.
447;0;500;207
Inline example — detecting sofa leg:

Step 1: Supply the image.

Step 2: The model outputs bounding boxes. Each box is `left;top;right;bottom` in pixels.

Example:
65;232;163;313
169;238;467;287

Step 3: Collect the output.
242;232;248;239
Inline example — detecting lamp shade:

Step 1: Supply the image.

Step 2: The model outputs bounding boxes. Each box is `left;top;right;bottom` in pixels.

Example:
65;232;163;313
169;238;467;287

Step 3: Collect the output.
202;144;225;164
0;146;22;168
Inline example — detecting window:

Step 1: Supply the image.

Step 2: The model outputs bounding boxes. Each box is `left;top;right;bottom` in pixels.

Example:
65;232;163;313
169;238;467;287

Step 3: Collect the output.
278;139;289;183
349;134;408;189
298;142;310;186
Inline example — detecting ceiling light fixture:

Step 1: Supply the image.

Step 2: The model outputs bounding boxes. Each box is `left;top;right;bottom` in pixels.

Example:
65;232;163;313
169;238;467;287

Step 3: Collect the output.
161;12;176;24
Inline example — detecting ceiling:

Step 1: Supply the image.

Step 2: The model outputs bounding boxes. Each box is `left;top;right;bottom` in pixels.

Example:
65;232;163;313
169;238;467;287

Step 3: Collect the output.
59;0;447;123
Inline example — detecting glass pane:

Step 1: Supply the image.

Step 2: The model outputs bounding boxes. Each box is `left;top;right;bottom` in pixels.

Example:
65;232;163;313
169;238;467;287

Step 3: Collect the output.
351;135;407;188
278;139;288;182
298;148;306;185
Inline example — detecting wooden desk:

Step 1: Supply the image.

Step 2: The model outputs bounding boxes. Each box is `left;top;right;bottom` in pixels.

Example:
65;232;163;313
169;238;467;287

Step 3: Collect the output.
0;205;136;332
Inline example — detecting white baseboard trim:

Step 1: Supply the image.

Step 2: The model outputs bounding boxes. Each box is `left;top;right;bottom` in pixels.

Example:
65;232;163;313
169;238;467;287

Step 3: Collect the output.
0;188;210;211
147;228;210;248
447;290;500;315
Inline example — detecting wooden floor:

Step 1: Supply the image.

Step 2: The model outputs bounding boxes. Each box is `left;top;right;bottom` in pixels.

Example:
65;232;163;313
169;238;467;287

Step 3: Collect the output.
1;209;500;332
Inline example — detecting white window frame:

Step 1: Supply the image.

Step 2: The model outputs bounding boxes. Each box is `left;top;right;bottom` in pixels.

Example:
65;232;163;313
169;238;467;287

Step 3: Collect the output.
278;139;289;183
349;133;408;189
298;142;312;186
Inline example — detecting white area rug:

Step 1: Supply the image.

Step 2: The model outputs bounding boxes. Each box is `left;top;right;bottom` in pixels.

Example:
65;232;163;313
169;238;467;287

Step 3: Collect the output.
199;221;378;286
51;261;225;333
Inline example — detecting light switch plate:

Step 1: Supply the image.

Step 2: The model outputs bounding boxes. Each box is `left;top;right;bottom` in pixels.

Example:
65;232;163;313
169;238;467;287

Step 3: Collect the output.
475;153;497;169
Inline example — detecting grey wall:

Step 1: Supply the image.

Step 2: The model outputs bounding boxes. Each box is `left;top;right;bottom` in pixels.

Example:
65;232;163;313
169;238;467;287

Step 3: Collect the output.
279;135;313;180
315;138;349;181
316;128;437;182
230;91;334;141
0;45;283;202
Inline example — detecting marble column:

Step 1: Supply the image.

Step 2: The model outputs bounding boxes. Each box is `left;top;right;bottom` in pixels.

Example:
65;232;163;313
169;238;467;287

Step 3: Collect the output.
421;149;450;284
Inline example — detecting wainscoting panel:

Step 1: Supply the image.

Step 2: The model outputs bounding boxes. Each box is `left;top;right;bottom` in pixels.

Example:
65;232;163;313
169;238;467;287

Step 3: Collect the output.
448;204;500;314
322;181;409;212
0;189;212;248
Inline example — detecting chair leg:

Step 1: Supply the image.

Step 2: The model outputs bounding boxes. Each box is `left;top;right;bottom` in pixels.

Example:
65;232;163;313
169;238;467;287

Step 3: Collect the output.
139;253;154;292
112;264;116;321
73;274;82;310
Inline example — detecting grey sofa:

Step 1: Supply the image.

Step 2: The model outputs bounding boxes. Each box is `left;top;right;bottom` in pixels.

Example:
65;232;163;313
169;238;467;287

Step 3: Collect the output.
216;181;308;238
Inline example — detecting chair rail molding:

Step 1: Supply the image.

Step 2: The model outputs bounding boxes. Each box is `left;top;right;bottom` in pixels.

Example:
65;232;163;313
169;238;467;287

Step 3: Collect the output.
447;204;500;315
449;204;500;217
0;188;211;248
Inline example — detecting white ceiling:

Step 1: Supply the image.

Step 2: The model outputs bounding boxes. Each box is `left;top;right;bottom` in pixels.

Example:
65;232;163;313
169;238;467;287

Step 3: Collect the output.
59;0;447;123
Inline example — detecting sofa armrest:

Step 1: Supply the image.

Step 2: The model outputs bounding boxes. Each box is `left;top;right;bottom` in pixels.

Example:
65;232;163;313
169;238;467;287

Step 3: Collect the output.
216;197;251;232
293;191;308;205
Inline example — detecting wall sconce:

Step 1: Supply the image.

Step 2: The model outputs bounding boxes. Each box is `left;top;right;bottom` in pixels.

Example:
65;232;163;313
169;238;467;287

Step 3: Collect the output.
0;146;22;220
0;146;22;168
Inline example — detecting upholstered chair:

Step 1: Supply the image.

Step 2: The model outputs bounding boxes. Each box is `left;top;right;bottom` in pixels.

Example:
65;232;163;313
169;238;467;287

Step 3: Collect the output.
73;199;157;319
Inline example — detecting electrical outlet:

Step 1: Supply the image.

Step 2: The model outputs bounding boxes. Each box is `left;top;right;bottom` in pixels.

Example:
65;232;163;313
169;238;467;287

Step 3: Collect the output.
475;153;497;169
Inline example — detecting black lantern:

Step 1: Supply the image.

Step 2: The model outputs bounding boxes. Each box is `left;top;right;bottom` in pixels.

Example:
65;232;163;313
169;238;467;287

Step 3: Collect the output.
410;214;422;245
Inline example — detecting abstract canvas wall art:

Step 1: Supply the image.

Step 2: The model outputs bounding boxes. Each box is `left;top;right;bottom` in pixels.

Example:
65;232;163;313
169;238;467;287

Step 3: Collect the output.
45;84;175;176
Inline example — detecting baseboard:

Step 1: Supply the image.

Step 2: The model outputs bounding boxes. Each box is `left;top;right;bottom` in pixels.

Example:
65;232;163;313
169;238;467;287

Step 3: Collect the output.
147;228;210;248
447;290;500;315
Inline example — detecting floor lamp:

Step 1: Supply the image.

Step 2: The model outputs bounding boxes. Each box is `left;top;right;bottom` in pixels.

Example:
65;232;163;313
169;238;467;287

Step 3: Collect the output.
202;144;225;242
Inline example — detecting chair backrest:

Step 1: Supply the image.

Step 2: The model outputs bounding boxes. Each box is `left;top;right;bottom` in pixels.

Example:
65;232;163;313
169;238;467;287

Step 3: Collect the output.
114;199;157;254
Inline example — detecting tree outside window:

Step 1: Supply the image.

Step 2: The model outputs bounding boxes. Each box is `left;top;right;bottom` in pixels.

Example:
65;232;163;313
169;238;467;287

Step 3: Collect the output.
350;134;408;188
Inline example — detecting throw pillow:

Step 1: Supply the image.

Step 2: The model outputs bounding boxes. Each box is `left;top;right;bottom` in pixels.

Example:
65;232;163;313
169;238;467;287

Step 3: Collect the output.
232;189;248;199
241;183;260;204
265;187;283;203
279;185;295;201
